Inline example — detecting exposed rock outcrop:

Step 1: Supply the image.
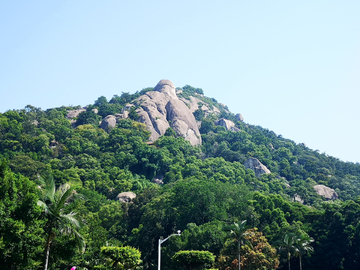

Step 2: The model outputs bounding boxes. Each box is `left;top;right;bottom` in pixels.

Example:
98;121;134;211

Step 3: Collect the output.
293;194;304;204
244;158;271;177
100;115;117;130
215;118;240;132
313;184;339;200
116;192;136;203
166;99;201;145
179;95;221;116
235;113;244;122
66;108;86;119
123;79;202;145
153;175;164;185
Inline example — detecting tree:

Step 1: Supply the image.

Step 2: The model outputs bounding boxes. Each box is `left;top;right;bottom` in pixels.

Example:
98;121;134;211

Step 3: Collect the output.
223;220;247;270
37;174;85;270
0;160;44;269
172;250;215;270
219;228;279;270
294;234;314;270
275;233;298;270
240;228;279;270
100;246;142;269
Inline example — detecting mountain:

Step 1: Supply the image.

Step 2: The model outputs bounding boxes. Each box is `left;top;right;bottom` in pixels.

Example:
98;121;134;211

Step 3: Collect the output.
2;79;360;269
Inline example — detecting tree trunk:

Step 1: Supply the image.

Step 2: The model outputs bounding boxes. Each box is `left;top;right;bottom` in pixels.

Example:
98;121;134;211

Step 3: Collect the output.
44;228;53;270
288;252;291;270
44;242;50;270
299;254;302;270
238;240;241;270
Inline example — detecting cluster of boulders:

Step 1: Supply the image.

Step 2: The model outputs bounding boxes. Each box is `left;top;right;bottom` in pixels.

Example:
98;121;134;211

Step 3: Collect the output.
66;79;246;146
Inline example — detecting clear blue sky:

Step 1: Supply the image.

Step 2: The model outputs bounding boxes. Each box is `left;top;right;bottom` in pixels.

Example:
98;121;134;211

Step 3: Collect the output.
1;1;359;163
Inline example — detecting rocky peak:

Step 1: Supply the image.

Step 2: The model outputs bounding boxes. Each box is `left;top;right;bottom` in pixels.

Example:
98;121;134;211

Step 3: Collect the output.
154;79;177;99
123;80;202;145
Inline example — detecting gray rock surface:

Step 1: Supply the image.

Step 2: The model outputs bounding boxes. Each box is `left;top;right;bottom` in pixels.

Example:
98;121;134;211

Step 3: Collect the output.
293;194;304;204
215;118;240;132
179;96;221;116
153;175;164;185
154;79;177;99
313;184;339;200
100;115;117;130
235;113;244;122
66;108;86;119
123;79;202;145
244;158;271;177
166;99;201;145
116;192;136;203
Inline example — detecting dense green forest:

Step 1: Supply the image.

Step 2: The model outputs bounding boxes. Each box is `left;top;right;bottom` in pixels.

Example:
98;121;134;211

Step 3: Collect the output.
1;85;360;270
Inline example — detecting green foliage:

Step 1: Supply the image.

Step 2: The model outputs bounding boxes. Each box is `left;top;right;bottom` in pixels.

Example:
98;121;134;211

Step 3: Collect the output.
37;174;85;270
172;250;215;270
219;228;279;270
2;84;360;270
76;110;102;126
0;160;44;269
193;108;205;121
100;246;142;269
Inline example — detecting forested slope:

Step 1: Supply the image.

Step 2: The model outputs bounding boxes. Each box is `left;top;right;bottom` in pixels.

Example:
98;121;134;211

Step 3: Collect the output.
1;84;360;270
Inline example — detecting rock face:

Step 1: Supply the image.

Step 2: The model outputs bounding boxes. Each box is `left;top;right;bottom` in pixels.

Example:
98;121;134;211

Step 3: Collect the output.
235;113;244;122
244;158;271;177
66;108;87;119
116;192;136;203
293;194;304;204
166;99;201;145
179;96;221;116
215;118;240;132
313;184;339;200
124;79;202;145
100;115;117;130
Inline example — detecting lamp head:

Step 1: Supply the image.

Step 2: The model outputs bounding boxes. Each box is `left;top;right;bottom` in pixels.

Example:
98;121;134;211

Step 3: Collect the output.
177;230;181;235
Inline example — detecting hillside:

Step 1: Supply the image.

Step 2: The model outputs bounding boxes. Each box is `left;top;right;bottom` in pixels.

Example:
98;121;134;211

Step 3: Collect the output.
1;79;360;269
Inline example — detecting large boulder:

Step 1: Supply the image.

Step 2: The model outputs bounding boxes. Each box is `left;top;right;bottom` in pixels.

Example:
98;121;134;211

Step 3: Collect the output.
313;184;339;200
124;79;202;145
100;115;117;130
166;99;201;145
116;192;136;203
244;158;271;177
215;118;240;132
235;113;244;122
154;79;177;99
66;108;86;119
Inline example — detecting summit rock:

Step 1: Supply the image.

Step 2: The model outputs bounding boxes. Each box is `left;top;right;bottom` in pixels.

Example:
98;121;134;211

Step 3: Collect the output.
124;80;202;145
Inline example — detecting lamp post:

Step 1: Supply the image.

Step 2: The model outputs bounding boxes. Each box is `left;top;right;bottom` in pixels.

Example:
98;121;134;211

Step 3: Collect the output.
158;230;181;270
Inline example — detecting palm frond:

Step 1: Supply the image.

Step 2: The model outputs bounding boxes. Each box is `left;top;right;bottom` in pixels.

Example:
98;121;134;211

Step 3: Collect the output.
60;212;81;228
38;174;55;202
55;184;74;213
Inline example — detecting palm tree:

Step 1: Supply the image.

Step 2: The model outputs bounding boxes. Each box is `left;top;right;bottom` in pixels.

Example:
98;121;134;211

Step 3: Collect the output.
295;234;314;270
275;233;298;270
37;174;85;270
224;220;247;270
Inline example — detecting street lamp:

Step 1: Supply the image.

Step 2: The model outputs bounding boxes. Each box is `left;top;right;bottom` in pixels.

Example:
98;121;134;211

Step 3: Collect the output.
158;230;181;270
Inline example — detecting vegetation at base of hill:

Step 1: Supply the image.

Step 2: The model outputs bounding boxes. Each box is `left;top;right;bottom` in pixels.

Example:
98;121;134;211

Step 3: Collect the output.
1;85;360;269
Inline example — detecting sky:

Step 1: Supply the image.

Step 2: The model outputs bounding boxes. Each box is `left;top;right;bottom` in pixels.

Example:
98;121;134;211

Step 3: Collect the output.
1;1;360;163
